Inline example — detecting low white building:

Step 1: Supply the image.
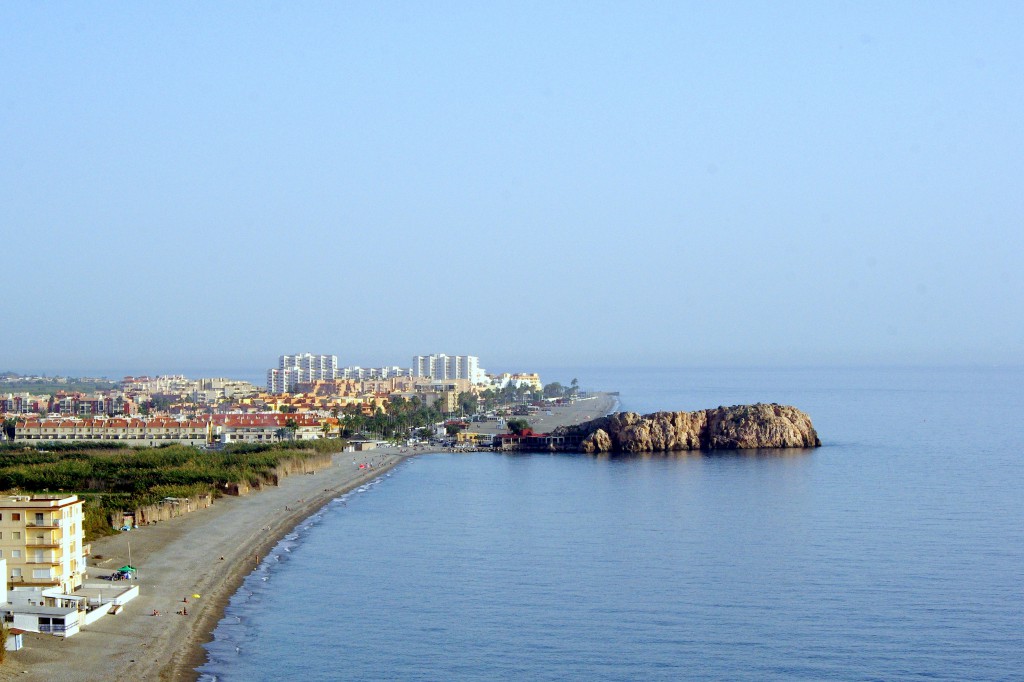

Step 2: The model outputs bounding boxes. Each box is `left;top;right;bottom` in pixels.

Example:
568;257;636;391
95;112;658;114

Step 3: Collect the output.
0;569;139;638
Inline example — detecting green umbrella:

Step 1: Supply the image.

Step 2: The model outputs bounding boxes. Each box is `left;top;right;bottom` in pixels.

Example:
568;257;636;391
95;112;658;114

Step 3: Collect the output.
118;565;137;572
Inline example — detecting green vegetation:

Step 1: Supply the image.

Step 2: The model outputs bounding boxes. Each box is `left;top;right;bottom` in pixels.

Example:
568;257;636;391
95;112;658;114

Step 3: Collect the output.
457;391;477;414
507;418;531;435
476;384;541;412
543;378;579;399
346;397;446;441
0;439;347;541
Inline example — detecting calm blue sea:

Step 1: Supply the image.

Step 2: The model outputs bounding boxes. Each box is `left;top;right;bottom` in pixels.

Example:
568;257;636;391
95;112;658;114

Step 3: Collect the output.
198;367;1024;681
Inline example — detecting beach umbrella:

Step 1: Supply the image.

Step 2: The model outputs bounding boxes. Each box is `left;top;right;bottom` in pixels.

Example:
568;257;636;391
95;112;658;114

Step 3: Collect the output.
118;565;137;572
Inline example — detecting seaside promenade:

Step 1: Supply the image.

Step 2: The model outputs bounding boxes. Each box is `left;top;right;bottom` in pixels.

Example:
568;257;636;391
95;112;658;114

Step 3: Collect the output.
1;394;615;682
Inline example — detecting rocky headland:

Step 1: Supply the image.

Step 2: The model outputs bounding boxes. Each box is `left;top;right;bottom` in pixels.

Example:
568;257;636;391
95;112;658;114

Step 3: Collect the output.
555;403;821;453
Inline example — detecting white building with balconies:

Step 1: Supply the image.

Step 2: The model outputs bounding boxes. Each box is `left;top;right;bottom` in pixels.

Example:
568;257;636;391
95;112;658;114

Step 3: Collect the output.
267;353;339;393
0;495;86;593
412;354;486;384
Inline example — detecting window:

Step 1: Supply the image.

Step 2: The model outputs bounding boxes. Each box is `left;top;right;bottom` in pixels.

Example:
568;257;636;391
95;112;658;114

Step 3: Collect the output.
33;569;50;579
13;532;20;540
11;550;20;558
11;568;20;577
12;514;19;521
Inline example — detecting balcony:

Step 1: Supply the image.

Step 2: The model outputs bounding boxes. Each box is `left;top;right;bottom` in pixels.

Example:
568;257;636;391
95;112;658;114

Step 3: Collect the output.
29;540;61;548
27;519;61;529
25;558;61;565
9;575;59;586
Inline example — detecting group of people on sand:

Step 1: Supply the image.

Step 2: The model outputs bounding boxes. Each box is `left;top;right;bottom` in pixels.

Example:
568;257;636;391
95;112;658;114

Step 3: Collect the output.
152;595;196;617
354;455;389;470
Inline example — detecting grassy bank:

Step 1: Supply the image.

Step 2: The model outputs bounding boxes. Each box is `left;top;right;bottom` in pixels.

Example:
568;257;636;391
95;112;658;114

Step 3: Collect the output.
0;439;347;540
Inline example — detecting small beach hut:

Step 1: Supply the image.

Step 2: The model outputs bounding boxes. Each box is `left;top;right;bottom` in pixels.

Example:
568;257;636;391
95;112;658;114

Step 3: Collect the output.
5;628;24;651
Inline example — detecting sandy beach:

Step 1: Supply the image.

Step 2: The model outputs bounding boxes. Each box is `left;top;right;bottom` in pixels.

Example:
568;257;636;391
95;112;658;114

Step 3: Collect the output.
1;393;616;681
1;451;405;682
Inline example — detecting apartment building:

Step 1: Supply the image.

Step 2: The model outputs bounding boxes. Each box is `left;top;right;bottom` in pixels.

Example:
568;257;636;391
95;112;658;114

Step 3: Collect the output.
50;392;129;416
0;393;47;414
211;414;326;443
14;417;209;446
337;366;413;380
267;353;339;394
412;354;486;384
0;495;86;592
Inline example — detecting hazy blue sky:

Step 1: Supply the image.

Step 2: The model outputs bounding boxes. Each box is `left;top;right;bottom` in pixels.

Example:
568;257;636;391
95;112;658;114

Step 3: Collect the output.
2;2;1021;377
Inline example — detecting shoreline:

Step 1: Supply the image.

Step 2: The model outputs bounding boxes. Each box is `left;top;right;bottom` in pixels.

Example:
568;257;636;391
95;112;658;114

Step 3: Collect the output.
179;453;407;682
1;451;409;682
2;393;616;682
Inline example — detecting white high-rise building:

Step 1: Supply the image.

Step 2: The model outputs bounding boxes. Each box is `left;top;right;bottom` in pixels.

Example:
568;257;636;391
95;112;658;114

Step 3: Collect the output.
412;354;486;384
337;366;413;380
266;353;338;393
279;353;337;378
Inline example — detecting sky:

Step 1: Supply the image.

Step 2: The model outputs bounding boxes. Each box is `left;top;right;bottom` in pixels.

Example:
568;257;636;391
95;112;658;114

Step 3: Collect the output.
2;2;1022;377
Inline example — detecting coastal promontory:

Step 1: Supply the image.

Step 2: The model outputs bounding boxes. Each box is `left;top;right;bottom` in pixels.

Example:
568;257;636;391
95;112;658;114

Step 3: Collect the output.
556;403;821;453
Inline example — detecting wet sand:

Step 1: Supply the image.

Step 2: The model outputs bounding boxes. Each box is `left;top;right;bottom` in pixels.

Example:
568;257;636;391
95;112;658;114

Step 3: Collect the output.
1;394;616;681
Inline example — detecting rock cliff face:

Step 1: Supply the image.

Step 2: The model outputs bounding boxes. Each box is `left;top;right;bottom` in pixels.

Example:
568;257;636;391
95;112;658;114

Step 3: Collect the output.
560;403;820;453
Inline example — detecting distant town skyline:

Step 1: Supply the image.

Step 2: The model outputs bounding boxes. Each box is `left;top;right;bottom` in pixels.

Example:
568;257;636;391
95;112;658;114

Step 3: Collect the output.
3;3;1022;372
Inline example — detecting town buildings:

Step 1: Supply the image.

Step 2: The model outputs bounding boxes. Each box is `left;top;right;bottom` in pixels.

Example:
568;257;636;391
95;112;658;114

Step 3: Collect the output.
13;417;209;447
211;413;328;444
0;393;47;414
493;372;543;390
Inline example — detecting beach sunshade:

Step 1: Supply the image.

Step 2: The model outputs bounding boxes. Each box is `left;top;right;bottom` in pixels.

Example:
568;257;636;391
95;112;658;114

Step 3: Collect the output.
118;565;137;572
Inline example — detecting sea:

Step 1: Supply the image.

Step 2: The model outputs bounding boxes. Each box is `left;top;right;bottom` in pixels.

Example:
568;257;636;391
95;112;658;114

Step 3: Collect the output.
197;366;1023;681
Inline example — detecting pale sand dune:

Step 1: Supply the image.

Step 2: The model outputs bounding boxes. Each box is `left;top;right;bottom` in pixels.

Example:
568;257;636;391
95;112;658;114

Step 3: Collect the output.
1;395;615;681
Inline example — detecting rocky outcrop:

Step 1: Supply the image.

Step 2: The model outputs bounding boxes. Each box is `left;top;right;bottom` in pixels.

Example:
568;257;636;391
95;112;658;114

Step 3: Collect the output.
556;403;820;453
580;428;612;454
